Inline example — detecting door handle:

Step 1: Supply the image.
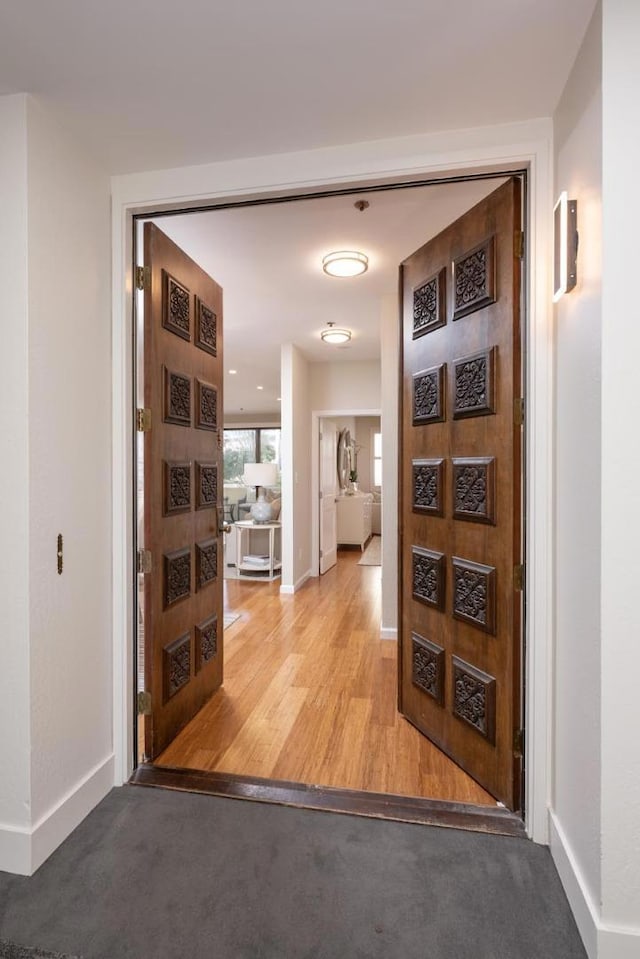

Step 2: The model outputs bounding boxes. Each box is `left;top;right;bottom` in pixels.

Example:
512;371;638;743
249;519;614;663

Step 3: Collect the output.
215;506;232;535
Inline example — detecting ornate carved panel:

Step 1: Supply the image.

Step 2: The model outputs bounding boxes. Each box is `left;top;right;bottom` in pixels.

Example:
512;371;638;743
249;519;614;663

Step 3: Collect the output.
412;267;446;339
452;457;496;525
412;364;446;425
452;235;496;321
452;556;496;634
452;655;496;743
411;632;445;705
162;271;191;341
163;631;191;701
453;347;496;419
163;461;191;516
195;614;218;671
195;296;217;356
196;537;218;590
163;546;191;608
195;462;218;511
412;547;445;610
163;366;191;426
196;379;218;432
412;458;445;516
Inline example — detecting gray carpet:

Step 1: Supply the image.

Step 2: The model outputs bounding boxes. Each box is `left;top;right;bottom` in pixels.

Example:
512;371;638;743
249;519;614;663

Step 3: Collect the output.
0;787;586;959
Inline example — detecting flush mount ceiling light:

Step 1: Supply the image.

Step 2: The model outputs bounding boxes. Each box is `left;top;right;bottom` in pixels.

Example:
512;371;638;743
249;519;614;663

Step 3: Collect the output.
321;322;352;345
322;250;368;277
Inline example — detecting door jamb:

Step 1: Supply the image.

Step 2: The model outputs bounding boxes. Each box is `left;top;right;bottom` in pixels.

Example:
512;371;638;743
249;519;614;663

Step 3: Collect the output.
111;129;553;844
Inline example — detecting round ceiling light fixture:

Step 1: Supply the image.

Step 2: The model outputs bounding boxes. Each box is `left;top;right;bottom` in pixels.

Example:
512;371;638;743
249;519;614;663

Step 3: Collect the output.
322;250;368;278
321;322;352;345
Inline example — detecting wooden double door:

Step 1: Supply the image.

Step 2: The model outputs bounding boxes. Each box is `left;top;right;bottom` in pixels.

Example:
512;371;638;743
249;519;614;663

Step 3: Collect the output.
137;180;524;812
398;178;524;811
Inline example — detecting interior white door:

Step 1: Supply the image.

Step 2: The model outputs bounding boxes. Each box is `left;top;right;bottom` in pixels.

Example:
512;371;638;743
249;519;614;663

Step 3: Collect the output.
319;419;338;574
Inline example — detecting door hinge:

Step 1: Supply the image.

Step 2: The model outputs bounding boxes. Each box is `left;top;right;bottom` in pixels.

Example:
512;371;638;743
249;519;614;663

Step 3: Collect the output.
137;691;152;715
320;549;324;558
514;397;525;427
135;265;150;291
136;408;152;432
513;728;524;758
514;563;525;592
137;549;152;574
515;230;525;260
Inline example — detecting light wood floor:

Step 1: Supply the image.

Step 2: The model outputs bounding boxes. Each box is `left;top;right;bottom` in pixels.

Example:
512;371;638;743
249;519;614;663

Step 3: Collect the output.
157;550;495;805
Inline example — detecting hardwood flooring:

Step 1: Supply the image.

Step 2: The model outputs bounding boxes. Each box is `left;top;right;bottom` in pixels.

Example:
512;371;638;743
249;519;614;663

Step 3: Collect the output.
156;551;495;805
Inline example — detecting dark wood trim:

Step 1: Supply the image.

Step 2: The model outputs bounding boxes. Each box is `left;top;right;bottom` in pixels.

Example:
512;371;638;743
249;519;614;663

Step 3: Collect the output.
129;763;526;838
135;168;528;222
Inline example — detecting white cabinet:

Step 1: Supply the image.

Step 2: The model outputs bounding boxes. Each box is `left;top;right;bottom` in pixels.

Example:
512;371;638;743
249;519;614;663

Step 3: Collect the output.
336;492;373;551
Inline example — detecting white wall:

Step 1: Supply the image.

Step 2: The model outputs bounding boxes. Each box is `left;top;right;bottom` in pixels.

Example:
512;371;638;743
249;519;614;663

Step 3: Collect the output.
599;0;640;952
26;97;113;834
0;95;113;875
281;344;312;591
310;360;381;411
0;95;32;871
552;4;640;956
551;2;603;951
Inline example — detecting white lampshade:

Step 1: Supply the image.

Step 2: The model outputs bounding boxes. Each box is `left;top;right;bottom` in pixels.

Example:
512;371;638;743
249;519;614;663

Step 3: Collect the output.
242;462;278;488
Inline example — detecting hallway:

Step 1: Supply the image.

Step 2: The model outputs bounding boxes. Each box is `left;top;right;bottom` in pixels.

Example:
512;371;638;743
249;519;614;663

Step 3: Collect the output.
156;551;494;806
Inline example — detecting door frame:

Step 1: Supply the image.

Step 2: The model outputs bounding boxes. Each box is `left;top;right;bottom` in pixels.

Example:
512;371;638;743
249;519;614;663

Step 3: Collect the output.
310;409;381;579
111;120;553;844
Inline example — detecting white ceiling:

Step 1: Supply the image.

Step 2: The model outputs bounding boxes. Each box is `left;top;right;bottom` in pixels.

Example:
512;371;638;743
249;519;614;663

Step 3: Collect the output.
149;177;506;415
0;0;595;175
0;0;596;417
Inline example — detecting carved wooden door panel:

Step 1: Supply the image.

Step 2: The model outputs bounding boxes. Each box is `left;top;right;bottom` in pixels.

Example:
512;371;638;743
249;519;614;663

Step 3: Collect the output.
398;178;523;810
142;223;224;759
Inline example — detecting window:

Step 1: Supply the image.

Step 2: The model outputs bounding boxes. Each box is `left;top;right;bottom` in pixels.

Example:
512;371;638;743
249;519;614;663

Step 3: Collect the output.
223;428;281;486
373;431;382;489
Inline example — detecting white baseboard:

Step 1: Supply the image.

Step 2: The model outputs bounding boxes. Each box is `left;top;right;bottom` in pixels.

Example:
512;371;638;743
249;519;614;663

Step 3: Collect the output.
380;627;397;640
280;569;311;595
0;753;114;876
549;809;640;959
0;819;31;876
549;809;599;959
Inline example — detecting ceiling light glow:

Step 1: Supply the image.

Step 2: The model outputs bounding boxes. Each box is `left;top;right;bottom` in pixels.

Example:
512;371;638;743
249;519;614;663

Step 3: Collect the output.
321;322;352;345
322;250;368;277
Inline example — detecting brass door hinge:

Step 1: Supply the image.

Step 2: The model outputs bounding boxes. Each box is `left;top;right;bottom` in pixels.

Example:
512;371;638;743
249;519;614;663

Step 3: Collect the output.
513;728;524;758
514;397;525;427
137;549;152;574
136;408;151;432
137;691;152;715
514;563;525;592
135;265;150;291
515;230;525;260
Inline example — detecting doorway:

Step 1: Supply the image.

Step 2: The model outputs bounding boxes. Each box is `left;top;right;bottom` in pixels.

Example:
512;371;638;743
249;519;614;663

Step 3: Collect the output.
127;167;532;832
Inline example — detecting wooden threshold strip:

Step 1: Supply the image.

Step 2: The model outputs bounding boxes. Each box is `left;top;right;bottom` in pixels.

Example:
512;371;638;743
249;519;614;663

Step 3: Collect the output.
129;764;526;838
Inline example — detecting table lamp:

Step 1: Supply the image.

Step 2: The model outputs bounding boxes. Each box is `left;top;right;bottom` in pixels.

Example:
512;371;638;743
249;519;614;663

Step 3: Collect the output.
242;463;278;523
